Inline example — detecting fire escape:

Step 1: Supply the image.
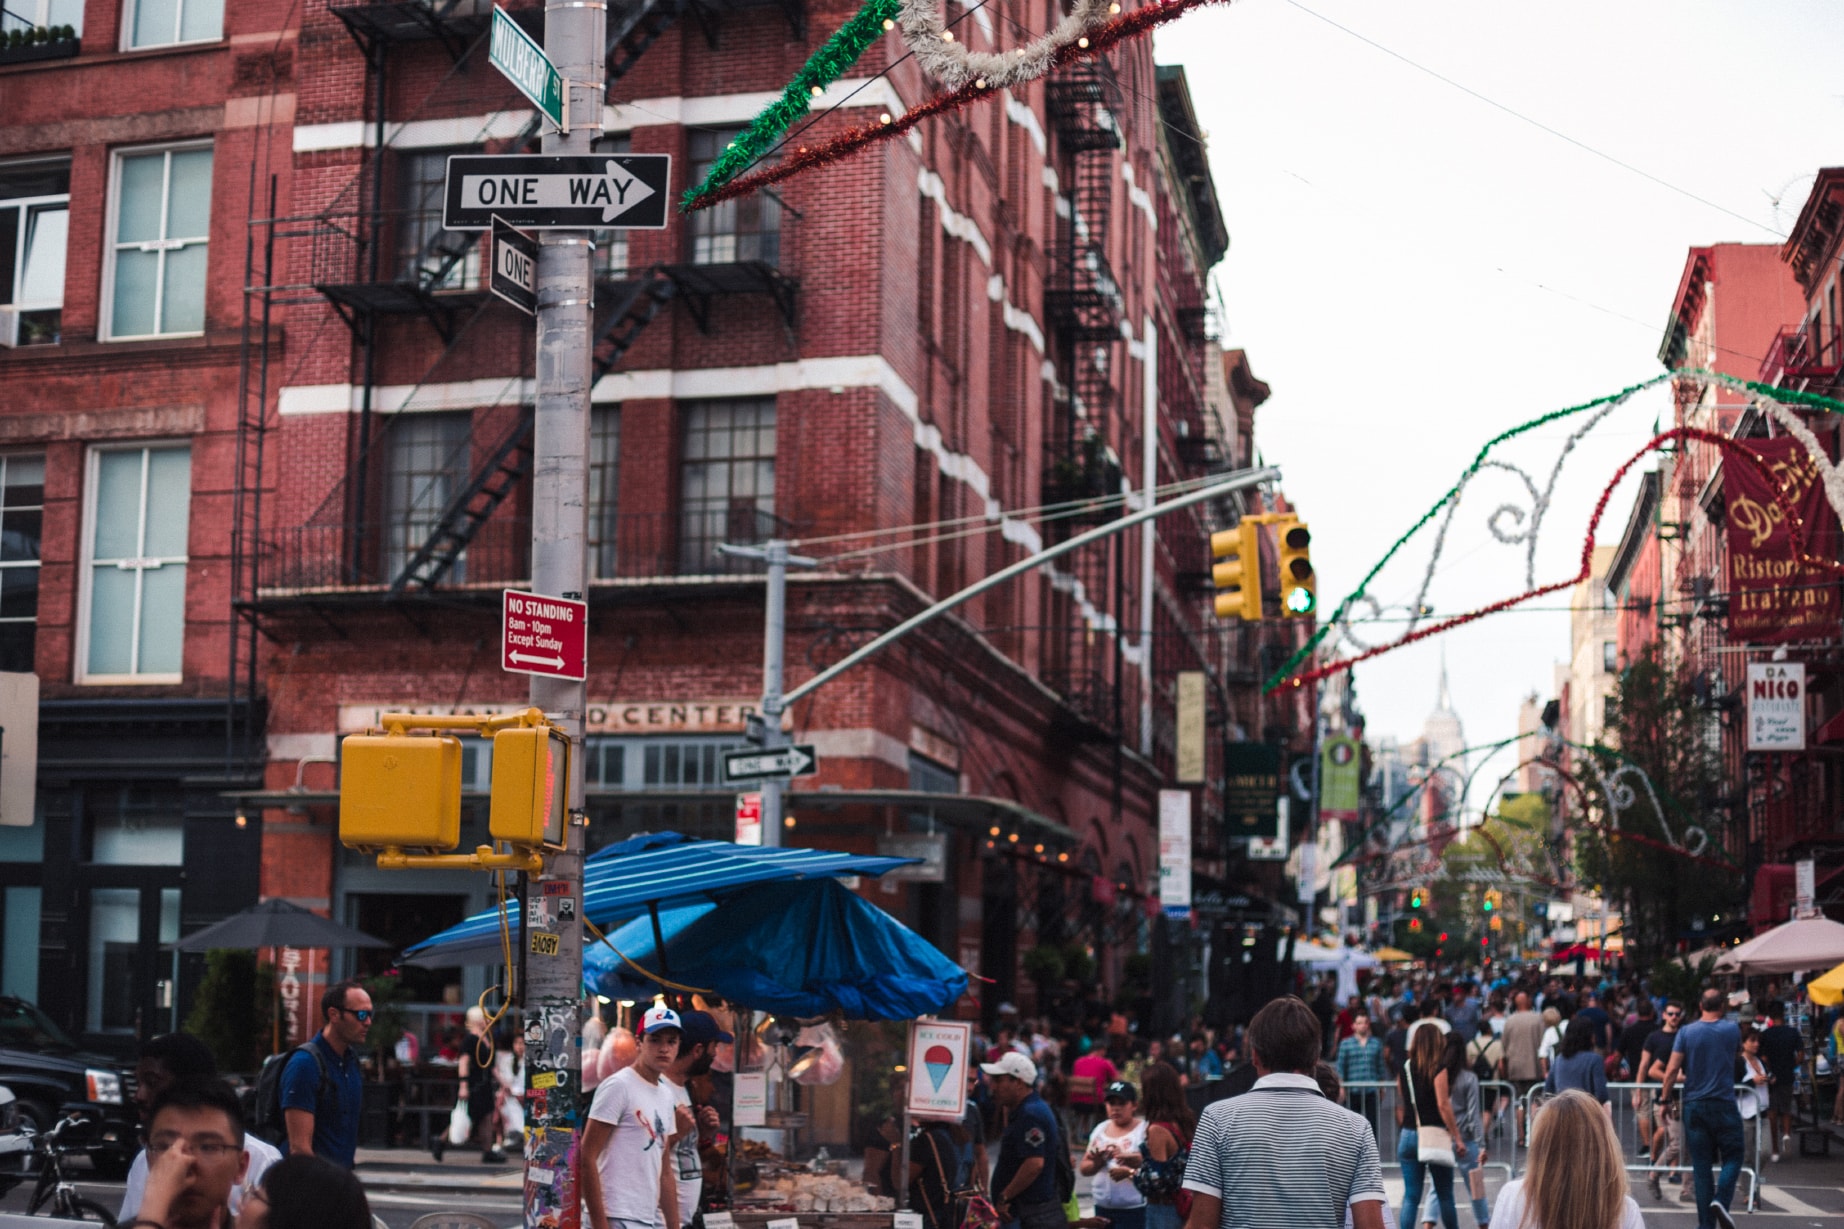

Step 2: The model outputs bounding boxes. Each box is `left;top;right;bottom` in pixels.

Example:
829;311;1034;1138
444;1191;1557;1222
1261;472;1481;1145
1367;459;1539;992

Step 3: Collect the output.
230;0;804;626
1043;54;1127;734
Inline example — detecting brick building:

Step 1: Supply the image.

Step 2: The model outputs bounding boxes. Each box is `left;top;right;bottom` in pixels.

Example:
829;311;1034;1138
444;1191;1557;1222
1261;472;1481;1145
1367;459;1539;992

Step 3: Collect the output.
0;0;1311;1045
1602;219;1844;935
0;0;289;1042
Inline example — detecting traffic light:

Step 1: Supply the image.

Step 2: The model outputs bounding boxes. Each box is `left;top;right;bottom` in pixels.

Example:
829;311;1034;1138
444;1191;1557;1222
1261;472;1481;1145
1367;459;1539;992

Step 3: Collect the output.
339;730;463;852
1438;931;1448;943
1408;917;1423;933
1480;936;1490;947
1276;517;1315;617
1484;889;1499;914
1210;521;1262;621
1411;891;1423;909
489;726;571;849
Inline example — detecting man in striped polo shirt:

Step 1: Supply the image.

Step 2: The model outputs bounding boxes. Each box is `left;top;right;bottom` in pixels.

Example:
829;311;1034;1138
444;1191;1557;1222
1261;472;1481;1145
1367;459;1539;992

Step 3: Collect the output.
1181;996;1386;1229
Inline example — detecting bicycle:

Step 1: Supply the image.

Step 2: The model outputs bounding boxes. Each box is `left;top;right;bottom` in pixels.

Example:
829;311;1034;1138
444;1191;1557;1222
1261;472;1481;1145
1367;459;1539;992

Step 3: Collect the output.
0;1112;119;1224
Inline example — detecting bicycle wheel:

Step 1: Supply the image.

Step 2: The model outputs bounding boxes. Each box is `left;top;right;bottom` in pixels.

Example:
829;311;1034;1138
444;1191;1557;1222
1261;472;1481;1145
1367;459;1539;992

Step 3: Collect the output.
61;1196;119;1226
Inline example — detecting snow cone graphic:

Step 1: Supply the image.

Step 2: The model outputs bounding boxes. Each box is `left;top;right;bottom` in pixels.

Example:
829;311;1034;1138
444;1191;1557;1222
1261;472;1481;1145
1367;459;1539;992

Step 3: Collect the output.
924;1044;955;1092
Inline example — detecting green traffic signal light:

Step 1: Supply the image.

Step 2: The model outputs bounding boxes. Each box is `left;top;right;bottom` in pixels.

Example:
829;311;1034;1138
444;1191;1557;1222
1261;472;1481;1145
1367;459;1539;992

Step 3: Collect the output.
1284;585;1316;614
1411;892;1423;909
1483;898;1493;912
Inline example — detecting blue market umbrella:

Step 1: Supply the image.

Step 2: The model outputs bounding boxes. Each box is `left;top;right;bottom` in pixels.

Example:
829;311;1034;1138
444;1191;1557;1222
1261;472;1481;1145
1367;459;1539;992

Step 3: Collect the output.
401;832;919;967
581;877;967;1020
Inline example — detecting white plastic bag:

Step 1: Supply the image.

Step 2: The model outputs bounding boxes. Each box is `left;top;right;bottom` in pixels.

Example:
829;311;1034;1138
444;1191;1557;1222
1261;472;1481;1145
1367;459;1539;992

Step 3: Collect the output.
447;1097;472;1146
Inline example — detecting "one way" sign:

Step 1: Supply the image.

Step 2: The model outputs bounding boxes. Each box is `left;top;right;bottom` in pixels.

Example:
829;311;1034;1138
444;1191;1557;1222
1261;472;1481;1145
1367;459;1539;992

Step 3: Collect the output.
443;154;672;230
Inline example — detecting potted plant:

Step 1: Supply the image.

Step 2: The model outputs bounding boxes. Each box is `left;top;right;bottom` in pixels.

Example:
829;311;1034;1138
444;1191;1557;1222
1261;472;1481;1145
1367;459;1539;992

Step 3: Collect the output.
0;23;80;64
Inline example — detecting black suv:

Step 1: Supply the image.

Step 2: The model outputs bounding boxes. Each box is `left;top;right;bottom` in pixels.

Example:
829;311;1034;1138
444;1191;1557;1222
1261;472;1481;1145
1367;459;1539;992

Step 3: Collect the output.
0;996;138;1177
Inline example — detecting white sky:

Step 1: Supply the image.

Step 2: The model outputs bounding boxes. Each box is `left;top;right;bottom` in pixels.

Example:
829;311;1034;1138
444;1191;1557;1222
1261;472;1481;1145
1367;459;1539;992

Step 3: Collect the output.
1157;0;1844;750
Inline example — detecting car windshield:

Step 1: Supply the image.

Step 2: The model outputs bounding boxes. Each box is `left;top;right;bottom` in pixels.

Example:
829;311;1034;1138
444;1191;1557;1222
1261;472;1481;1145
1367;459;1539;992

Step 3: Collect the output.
0;997;76;1050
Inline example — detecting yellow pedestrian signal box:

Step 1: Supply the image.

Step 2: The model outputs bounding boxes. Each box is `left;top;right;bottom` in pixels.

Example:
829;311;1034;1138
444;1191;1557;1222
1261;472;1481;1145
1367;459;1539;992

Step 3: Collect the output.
336;706;564;873
490;726;570;849
1211;522;1262;621
339;731;463;852
1277;518;1315;617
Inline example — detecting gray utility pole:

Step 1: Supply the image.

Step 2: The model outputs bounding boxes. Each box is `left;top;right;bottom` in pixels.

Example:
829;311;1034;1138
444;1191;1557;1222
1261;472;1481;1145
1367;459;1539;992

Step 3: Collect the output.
719;469;1278;810
521;4;603;1226
717;539;817;846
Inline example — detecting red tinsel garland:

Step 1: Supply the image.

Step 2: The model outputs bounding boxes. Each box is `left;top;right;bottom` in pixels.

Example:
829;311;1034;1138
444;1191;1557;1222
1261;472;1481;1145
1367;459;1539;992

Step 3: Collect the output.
684;0;1235;211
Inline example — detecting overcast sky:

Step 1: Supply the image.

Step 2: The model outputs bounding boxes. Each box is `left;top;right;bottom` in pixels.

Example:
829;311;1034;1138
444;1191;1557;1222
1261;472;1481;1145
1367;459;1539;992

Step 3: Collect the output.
1158;0;1843;753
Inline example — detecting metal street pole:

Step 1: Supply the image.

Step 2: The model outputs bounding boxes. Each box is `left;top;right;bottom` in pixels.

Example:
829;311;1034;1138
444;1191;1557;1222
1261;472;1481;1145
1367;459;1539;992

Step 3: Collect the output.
522;3;603;1225
717;539;817;847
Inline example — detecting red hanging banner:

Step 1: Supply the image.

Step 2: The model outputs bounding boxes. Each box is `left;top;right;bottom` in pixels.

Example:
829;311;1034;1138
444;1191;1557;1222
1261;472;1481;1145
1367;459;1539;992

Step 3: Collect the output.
1726;434;1840;643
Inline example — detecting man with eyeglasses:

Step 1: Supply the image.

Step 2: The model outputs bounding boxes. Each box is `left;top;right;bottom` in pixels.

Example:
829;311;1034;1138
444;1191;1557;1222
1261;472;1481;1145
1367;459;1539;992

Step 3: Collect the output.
120;1033;279;1223
119;1078;253;1229
1642;1000;1686;1203
280;978;372;1169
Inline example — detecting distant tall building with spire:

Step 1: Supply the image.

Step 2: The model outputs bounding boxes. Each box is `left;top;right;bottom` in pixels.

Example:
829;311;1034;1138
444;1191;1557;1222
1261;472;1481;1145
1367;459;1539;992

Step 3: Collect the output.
1421;653;1467;768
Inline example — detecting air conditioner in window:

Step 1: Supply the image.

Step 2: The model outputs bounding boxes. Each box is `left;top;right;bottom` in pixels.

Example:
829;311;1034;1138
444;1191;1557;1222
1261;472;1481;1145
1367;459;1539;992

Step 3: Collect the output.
0;308;19;349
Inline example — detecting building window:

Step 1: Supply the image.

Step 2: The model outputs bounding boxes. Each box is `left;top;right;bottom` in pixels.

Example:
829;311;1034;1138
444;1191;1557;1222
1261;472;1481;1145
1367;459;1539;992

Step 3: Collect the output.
592;134;631;281
105;145;211;339
0;160;69;348
398;149;480;291
1602;641;1617;673
679;398;776;571
0;456;44;674
80;444;190;682
582;735;748;791
2;0;81;35
686;129;779;266
589;407;620;578
124;0;220;48
382;412;471;582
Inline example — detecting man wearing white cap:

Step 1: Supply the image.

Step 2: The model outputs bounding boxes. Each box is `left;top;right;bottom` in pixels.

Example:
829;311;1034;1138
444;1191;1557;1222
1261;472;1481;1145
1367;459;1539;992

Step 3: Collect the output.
981;1051;1065;1229
583;1005;688;1229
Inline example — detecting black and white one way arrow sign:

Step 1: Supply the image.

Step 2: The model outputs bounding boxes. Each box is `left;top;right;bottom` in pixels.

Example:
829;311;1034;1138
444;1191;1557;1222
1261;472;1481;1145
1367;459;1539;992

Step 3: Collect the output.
443;154;672;230
723;745;819;782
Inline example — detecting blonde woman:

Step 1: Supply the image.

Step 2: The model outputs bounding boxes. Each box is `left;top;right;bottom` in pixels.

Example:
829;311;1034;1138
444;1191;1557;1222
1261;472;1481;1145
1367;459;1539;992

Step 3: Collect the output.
1490;1089;1643;1229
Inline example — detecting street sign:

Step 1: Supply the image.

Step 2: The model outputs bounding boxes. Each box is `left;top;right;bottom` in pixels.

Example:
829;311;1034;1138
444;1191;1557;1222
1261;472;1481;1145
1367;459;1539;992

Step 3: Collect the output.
502;589;587;681
489;215;538;315
489;5;565;130
442;154;672;230
735;793;763;845
723;744;818;781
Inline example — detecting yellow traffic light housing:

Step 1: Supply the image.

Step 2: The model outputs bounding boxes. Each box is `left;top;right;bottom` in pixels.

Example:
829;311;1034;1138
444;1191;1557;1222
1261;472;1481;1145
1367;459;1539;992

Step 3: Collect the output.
1210;521;1263;621
339;731;464;852
338;707;569;873
1277;517;1315;617
490;726;570;849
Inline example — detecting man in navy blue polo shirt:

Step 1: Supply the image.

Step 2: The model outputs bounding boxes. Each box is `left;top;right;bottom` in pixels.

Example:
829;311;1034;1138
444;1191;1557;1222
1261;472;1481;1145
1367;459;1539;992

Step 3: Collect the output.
983;1051;1064;1229
281;978;371;1168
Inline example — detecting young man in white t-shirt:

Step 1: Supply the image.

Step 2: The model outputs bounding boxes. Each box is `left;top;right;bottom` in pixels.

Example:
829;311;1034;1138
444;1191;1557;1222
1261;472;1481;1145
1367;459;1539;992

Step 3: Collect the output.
584;1005;689;1229
662;1010;732;1229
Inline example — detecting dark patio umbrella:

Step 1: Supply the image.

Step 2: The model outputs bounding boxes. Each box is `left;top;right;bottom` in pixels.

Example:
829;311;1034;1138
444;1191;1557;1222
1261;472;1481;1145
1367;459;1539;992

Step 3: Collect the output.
171;899;391;952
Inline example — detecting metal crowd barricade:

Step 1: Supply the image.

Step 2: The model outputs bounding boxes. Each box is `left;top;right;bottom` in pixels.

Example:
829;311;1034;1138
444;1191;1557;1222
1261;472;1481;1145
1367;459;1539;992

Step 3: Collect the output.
1520;1082;1763;1213
1340;1079;1516;1194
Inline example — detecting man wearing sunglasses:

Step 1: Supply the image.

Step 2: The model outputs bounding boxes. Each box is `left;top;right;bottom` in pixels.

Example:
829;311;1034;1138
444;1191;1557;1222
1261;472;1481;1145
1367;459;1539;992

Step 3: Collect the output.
280;979;372;1169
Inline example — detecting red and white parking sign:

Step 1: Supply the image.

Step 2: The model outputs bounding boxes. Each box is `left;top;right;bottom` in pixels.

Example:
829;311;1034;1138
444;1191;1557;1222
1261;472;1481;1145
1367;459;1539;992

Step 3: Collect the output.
501;590;587;681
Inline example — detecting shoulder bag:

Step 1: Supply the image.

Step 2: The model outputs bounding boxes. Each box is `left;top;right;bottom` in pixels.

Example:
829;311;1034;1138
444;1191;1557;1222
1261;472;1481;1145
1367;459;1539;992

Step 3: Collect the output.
1402;1060;1456;1167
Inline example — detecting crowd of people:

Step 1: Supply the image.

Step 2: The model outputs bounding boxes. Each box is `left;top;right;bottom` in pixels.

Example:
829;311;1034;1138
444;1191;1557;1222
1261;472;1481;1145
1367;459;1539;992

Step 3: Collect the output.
947;963;1835;1229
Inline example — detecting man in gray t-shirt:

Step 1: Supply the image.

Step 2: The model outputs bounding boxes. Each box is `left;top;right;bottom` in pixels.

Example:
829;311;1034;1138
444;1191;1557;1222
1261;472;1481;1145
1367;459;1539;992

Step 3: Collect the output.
1182;997;1384;1229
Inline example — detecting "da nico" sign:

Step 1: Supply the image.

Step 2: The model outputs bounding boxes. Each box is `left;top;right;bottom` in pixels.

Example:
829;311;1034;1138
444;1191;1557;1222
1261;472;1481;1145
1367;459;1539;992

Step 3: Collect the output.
1746;661;1805;751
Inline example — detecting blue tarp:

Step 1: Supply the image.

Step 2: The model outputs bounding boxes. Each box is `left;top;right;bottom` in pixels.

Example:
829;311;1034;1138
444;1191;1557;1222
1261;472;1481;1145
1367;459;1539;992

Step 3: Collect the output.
400;832;919;967
583;878;968;1020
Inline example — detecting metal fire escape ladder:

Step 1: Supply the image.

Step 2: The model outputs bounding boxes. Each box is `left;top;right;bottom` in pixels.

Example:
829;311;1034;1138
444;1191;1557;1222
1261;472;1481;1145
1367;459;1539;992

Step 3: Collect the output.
607;0;686;81
387;412;537;594
592;267;679;378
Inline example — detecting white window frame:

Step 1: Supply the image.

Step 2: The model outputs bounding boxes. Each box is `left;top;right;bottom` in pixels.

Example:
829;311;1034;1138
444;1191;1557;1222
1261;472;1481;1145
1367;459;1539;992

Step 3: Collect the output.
119;0;220;50
0;160;68;347
100;141;212;342
75;441;190;685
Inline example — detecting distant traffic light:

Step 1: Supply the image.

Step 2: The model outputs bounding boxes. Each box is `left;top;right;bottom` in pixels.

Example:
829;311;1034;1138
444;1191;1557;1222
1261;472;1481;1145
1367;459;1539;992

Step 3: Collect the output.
1438;931;1448;942
1480;935;1490;947
1408;917;1423;932
1276;517;1315;617
1411;891;1423;909
1210;521;1262;621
